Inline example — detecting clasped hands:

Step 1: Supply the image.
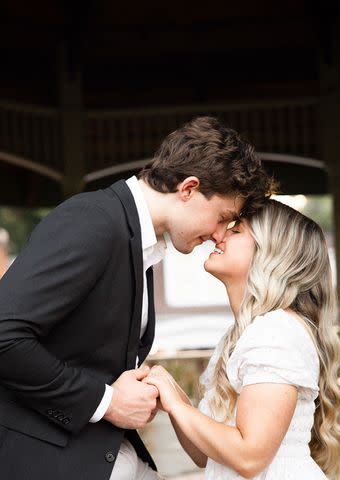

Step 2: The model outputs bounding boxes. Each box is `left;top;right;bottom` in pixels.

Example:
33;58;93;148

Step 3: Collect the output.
143;364;191;413
103;365;190;430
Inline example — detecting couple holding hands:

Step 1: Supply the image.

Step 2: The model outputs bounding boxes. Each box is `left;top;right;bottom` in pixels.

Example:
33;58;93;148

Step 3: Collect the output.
0;117;338;479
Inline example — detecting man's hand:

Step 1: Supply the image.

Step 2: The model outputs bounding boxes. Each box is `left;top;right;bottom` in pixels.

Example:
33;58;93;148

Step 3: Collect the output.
143;365;192;410
143;365;191;414
103;366;159;429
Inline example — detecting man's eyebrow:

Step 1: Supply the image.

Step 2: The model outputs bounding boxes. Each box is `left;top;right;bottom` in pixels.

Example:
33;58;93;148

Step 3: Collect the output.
223;208;238;217
224;209;241;221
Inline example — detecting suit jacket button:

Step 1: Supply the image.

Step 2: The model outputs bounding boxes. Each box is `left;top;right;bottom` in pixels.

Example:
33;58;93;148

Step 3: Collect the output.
105;452;116;463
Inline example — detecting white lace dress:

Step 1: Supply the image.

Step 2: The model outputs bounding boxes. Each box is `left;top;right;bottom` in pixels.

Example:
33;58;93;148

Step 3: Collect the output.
198;309;327;479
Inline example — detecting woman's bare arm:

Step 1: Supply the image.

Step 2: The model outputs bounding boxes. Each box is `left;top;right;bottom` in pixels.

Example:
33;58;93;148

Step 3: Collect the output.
168;383;297;478
146;368;297;478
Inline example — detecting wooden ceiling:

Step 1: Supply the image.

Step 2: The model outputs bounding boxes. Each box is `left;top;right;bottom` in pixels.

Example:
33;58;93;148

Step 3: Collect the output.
0;1;337;205
0;1;330;107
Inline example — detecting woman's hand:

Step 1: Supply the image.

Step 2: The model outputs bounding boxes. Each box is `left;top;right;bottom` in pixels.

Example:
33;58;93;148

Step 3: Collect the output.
143;366;207;468
143;365;189;414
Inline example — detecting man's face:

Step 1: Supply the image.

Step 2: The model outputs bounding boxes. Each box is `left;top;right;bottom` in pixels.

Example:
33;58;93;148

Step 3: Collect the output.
167;190;244;254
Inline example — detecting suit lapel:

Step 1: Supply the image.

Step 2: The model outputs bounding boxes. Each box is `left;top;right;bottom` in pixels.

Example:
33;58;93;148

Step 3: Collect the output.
108;180;144;369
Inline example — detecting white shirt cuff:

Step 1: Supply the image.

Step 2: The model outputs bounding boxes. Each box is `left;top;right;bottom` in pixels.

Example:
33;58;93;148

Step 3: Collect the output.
89;384;114;423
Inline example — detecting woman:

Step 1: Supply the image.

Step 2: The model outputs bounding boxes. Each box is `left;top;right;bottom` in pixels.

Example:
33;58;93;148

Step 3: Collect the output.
145;200;340;479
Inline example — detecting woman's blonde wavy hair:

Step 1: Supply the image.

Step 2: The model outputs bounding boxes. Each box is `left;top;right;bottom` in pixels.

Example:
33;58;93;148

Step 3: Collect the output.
208;199;340;479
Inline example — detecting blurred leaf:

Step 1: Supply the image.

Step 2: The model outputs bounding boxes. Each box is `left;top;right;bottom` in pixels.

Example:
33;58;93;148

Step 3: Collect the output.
0;207;51;255
300;195;333;233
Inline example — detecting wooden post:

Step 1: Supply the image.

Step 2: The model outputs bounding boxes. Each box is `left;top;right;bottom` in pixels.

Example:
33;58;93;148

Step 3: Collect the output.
58;43;85;199
319;18;340;296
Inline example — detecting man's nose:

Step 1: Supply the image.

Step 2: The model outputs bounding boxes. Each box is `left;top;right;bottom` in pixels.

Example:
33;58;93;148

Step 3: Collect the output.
211;224;228;244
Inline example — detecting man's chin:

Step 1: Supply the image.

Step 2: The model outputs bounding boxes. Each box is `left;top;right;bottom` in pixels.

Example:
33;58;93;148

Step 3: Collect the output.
173;243;194;255
178;247;193;255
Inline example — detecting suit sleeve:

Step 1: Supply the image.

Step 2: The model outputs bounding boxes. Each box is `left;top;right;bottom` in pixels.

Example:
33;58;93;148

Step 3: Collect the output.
0;197;118;434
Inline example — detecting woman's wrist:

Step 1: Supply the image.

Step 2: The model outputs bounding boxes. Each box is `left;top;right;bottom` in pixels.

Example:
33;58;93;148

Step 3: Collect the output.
169;399;189;418
178;388;192;405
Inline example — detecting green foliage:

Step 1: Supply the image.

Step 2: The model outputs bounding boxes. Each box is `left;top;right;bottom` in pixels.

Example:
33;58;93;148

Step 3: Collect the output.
0;207;51;255
300;195;333;233
146;357;210;406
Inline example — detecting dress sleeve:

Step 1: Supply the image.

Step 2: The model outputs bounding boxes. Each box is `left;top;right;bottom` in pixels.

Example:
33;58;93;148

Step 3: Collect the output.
227;312;319;399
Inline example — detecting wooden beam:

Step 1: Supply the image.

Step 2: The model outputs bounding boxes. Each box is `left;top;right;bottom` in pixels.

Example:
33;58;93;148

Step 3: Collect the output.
0;151;62;181
58;43;85;198
319;17;340;295
0;18;316;53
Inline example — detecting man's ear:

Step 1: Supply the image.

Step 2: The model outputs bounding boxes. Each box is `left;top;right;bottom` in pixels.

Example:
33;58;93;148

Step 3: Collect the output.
177;176;200;201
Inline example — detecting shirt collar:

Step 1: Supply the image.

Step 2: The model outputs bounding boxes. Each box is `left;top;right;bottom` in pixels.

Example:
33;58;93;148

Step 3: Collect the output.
125;176;165;254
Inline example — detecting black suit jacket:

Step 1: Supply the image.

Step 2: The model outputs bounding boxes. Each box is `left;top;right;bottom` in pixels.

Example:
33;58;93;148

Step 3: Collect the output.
0;180;156;479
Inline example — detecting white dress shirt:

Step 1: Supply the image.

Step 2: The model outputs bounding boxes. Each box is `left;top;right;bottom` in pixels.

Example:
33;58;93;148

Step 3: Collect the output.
89;176;166;422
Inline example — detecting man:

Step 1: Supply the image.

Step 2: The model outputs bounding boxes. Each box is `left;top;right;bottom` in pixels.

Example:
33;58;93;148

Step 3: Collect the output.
0;116;273;479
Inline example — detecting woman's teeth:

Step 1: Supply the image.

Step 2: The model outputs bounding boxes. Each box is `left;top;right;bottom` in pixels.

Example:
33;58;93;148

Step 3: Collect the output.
213;247;224;255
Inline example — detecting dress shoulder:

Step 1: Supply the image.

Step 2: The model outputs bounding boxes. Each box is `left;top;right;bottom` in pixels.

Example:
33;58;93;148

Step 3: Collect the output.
227;310;319;398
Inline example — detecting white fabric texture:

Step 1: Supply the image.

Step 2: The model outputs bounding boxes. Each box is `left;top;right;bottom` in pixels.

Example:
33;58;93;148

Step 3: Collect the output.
125;175;166;341
199;309;327;479
88;383;113;423
110;438;164;479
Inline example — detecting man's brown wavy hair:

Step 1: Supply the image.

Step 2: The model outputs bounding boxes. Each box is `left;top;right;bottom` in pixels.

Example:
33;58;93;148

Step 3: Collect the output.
139;116;276;215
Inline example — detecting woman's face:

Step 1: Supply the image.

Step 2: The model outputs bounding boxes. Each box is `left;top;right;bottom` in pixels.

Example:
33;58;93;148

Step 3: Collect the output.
204;219;256;284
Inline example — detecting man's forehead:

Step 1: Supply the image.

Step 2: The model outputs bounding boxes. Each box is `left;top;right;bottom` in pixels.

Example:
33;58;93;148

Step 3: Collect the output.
222;208;240;220
220;195;245;215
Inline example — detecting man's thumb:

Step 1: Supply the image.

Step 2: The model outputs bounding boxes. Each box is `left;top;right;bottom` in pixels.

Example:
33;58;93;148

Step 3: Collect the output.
134;366;150;380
